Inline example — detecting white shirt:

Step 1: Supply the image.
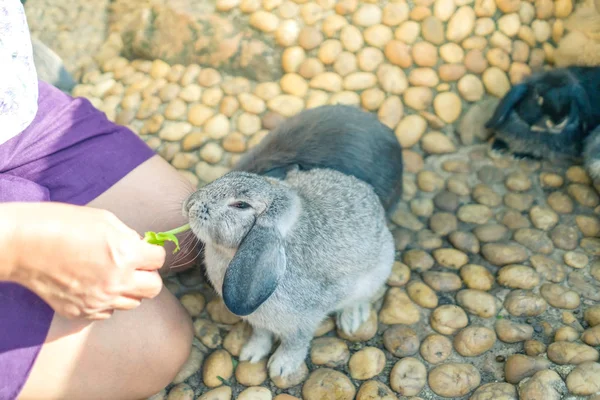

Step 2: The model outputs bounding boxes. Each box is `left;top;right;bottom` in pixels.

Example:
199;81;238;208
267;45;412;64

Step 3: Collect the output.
0;0;38;146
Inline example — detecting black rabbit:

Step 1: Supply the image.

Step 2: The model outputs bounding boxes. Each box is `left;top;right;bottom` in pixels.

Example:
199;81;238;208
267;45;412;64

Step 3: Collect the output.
485;66;600;177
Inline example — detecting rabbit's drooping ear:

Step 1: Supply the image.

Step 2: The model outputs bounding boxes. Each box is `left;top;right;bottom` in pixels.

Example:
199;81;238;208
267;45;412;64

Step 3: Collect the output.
222;224;287;316
485;83;528;129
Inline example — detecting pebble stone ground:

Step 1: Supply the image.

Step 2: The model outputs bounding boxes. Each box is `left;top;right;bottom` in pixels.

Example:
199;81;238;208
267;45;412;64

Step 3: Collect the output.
23;0;600;399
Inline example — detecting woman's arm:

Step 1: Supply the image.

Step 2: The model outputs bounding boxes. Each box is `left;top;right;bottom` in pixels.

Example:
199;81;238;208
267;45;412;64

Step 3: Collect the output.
0;201;167;320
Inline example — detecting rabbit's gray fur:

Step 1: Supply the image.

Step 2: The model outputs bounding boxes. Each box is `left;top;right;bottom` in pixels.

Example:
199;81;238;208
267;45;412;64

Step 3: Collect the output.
184;168;394;378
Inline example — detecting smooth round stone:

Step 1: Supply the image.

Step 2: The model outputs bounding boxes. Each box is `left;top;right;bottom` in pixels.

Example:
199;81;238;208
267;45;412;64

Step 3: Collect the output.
564;251;588;269
357;47;384;72
193;319;222;348
383;325;420;357
235;359;268;386
422;16;445;44
457;204;492;224
302;368;355;400
430;305;468;335
429;212;458;235
513;228;553;254
420;334;452;364
423;271;462;292
179;292;206;317
472;184;501;207
417;170;445;192
387;261;411;287
167;383;194;400
518;369;567;400
429;363;481;397
409;67;439;87
203;350;233;388
383;2;410;26
555;326;580;342
377;95;404;129
548;342;599;365
403;87;433;110
348;347;386;380
456;289;497;318
412;41;438;67
454;326;497;356
384;40;412;68
421;131;456;154
498;13;521;36
483;67;511;97
433;190;459;212
504;354;551;384
395;20;421;43
465;49;488;73
310;337;350;367
352;3;382;26
364;25;393;48
550;224;579;250
407;280;438;308
197;386;232;400
433;92;462;123
271;363;309;389
495;318;533;343
504;290;548;317
395;114;427;147
237;387;272;400
540;283;580;309
458;74;484;101
487;48;511;71
471;383;517;400
298;26;324;50
379;288;421;325
481;243;528;266
223;322;252;357
524;340;547;357
390;357;427;396
439;64;467;82
361;88;385;110
460;264;494;290
566;362;600;396
440;43;464;64
497;265;540;289
446;6;475;42
267;95;304;117
568;183;600;208
377;64;408;94
530;254;565;283
356;381;397;400
529;206;559;231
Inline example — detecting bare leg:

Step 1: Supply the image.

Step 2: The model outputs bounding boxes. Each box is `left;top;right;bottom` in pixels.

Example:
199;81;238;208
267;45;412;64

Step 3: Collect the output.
18;155;196;400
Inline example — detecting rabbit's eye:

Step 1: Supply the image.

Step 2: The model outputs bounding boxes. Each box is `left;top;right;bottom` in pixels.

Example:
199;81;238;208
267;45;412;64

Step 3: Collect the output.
230;201;251;209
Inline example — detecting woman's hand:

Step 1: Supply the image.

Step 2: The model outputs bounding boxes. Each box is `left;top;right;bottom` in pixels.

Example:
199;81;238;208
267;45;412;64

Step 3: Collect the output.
4;202;166;320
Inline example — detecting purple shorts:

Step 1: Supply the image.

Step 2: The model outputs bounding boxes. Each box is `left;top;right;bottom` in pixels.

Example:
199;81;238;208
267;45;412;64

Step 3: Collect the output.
0;80;156;399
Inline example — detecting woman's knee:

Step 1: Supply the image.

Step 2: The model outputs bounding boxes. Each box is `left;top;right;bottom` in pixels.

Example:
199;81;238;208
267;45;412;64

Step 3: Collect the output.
134;287;194;393
19;286;194;400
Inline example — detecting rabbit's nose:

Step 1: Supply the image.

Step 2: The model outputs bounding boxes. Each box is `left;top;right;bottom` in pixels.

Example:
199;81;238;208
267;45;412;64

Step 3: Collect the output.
200;203;210;220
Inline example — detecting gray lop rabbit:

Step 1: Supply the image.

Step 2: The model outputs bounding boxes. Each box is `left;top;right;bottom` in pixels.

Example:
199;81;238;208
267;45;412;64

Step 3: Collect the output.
182;105;399;378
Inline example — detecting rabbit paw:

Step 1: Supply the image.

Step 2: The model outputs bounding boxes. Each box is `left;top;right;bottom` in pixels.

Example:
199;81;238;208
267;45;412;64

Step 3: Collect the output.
336;302;371;335
267;346;306;378
239;328;273;363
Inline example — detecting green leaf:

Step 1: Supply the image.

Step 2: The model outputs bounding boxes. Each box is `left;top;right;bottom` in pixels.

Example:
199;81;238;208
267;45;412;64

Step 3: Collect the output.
143;223;191;254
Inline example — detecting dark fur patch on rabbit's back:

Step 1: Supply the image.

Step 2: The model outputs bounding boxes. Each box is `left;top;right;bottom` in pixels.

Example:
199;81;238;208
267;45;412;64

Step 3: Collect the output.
231;105;404;214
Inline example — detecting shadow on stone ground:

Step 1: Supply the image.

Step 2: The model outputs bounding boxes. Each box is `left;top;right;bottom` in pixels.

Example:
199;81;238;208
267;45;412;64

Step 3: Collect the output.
23;0;600;398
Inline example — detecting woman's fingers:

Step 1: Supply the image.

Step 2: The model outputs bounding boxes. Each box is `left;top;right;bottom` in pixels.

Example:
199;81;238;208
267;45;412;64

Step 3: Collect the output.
126;270;164;299
132;240;168;271
110;296;143;311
